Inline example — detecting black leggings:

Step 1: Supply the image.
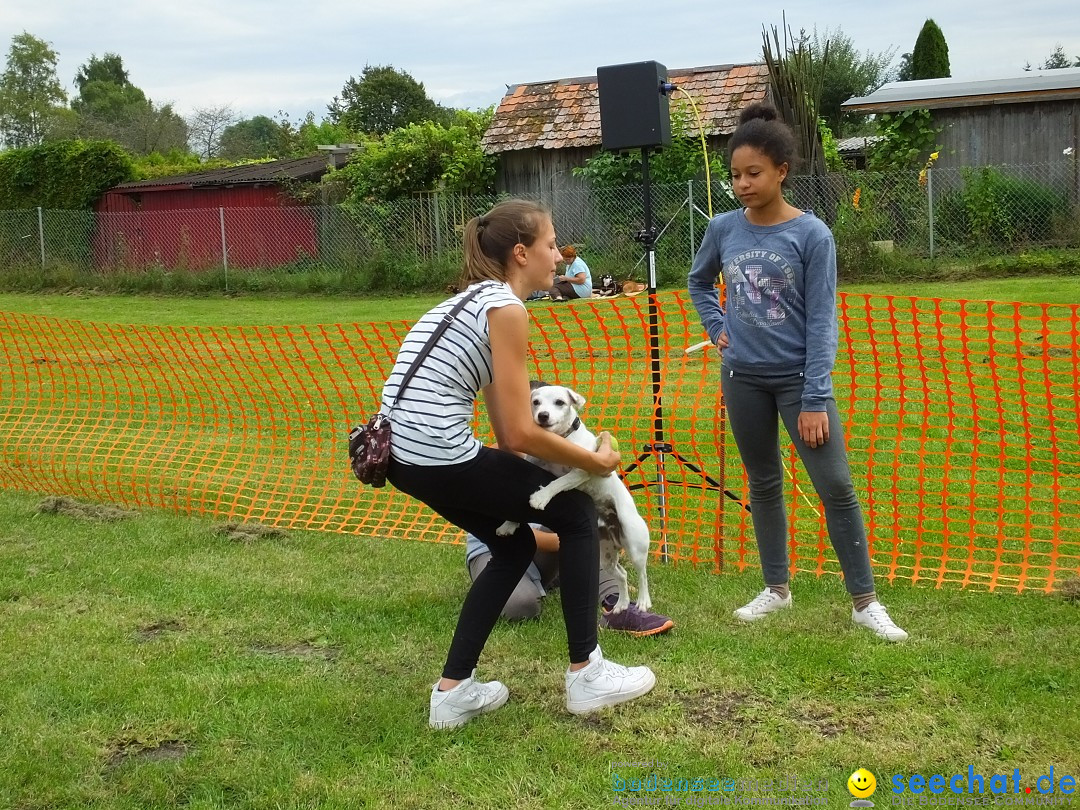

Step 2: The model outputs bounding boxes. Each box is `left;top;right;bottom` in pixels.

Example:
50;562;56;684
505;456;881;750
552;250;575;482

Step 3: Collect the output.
388;446;599;679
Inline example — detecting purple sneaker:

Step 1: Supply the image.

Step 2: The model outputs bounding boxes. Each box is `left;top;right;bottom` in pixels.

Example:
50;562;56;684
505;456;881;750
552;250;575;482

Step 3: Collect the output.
599;597;674;637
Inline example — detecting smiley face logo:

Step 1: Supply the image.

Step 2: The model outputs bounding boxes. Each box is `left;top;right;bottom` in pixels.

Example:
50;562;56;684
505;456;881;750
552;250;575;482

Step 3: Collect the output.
848;768;877;800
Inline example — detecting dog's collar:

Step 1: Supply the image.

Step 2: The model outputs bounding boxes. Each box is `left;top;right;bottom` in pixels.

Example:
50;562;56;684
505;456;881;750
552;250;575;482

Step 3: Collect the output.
558;416;581;437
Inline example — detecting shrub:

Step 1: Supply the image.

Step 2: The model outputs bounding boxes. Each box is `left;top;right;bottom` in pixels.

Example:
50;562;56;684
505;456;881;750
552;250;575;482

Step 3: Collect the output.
832;186;893;277
936;167;1065;251
0;140;134;210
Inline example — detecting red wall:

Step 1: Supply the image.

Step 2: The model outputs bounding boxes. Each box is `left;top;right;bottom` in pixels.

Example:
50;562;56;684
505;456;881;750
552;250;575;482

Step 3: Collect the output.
93;186;319;271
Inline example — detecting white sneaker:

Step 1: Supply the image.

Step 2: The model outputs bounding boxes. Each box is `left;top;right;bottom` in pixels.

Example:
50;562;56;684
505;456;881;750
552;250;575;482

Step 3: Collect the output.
429;670;509;729
565;645;656;715
852;601;909;642
733;588;792;622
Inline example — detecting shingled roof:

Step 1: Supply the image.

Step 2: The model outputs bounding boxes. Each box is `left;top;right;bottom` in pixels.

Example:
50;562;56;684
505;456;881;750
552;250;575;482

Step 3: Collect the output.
482;63;770;154
113;154;333;191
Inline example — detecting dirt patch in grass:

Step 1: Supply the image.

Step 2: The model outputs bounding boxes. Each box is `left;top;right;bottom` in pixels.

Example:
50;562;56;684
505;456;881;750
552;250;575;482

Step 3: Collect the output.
105;738;190;769
1055;577;1080;603
35;496;136;522
675;687;770;728
574;712;616;731
791;700;870;737
212;521;287;543
250;641;340;660
134;620;184;641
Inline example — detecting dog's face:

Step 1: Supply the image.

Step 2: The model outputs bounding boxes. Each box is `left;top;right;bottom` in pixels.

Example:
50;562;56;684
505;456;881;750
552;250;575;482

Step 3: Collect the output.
530;385;586;434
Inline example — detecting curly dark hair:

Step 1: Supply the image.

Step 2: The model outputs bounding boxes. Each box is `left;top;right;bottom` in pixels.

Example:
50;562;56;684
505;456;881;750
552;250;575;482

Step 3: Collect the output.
727;102;800;174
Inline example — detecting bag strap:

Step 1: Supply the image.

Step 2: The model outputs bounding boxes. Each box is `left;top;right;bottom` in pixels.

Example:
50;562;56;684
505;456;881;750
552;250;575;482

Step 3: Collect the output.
388;281;497;413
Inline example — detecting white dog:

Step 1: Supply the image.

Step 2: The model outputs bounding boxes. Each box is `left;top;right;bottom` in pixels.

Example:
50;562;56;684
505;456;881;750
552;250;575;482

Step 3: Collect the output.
497;384;653;613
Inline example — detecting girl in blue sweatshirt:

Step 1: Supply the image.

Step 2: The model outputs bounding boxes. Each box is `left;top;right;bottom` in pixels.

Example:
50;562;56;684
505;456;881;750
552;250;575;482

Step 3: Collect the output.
688;103;907;641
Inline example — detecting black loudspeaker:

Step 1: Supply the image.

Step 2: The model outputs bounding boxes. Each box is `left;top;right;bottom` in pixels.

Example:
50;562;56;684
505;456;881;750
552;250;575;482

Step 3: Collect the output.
596;60;671;152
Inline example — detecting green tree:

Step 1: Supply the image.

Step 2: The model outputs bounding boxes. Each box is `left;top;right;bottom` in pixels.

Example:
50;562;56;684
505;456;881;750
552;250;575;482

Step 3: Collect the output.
66;52;187;156
574;101;726;187
71;52;147;122
74;52;129;94
808;27;895;137
219;115;287;159
896;52;914;81
328;65;452;135
0;32;67;148
274;111;361;157
124;101;189;155
909;19;951;80
335;108;494;201
1038;45;1080;69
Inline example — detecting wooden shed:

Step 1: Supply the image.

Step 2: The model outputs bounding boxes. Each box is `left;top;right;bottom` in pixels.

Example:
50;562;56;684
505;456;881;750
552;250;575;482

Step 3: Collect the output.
481;63;771;200
93;152;349;271
842;68;1080;176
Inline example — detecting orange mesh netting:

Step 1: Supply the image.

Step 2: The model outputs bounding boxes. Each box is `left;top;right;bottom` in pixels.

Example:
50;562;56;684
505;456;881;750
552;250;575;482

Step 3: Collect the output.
0;291;1076;593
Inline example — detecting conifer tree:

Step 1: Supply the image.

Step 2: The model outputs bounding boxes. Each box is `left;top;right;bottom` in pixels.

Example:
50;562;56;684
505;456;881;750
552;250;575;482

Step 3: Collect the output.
910;19;951;79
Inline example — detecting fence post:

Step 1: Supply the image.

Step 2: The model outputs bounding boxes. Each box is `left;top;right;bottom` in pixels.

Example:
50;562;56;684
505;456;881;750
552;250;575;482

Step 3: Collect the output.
219;206;229;291
927;168;935;260
433;191;443;261
687;180;695;266
37;206;45;270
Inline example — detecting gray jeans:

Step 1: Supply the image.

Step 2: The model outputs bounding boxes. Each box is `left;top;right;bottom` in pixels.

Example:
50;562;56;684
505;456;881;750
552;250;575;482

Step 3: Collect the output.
721;367;875;595
468;550;620;621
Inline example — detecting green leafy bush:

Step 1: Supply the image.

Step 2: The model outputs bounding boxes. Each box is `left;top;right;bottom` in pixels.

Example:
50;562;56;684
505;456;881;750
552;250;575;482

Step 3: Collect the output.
867;109;940;172
333;110;496;202
818;119;844;173
936;167;1065;251
574;103;726;189
0;139;134;210
832;185;894;277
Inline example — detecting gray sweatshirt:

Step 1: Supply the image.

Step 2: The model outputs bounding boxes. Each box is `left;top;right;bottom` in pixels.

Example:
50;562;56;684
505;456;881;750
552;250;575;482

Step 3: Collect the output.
687;209;838;411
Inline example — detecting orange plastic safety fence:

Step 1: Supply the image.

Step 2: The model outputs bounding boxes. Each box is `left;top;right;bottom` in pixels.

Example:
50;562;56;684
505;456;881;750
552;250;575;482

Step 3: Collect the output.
0;291;1077;593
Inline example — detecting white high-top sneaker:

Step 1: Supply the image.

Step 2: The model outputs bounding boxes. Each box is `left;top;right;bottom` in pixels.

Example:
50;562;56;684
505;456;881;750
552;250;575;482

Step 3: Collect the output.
565;646;656;715
429;671;509;729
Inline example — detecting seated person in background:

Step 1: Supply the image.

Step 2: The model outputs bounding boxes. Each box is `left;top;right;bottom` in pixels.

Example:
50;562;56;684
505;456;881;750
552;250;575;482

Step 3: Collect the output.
549;245;592;301
466;524;674;637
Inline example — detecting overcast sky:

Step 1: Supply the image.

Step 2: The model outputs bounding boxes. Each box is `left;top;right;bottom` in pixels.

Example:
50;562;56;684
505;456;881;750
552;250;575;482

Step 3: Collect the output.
5;0;1079;124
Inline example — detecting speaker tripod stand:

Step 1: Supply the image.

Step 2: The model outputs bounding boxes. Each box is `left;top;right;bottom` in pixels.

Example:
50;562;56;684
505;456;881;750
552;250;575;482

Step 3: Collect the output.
618;145;728;562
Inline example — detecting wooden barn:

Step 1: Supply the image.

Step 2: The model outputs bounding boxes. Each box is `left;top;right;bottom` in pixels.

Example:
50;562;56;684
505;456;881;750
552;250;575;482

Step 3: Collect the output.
93;150;351;271
842;69;1080;199
481;63;771;200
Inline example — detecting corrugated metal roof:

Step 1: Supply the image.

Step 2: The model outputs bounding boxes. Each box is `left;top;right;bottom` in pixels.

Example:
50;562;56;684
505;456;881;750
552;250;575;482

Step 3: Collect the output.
481;63;770;154
113;154;332;191
836;135;883;153
843;67;1080;111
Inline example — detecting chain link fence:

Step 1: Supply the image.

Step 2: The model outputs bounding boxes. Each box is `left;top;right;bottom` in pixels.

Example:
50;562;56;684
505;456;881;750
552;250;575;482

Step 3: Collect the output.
1;162;1077;289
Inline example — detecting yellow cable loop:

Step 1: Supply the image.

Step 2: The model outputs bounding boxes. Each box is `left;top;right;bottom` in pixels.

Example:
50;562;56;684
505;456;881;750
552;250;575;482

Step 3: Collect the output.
673;87;712;217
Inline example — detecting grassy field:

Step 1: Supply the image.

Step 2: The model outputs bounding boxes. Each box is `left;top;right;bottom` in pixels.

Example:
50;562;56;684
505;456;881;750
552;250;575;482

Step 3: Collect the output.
1;274;1078;327
1;488;1078;810
0;279;1078;808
